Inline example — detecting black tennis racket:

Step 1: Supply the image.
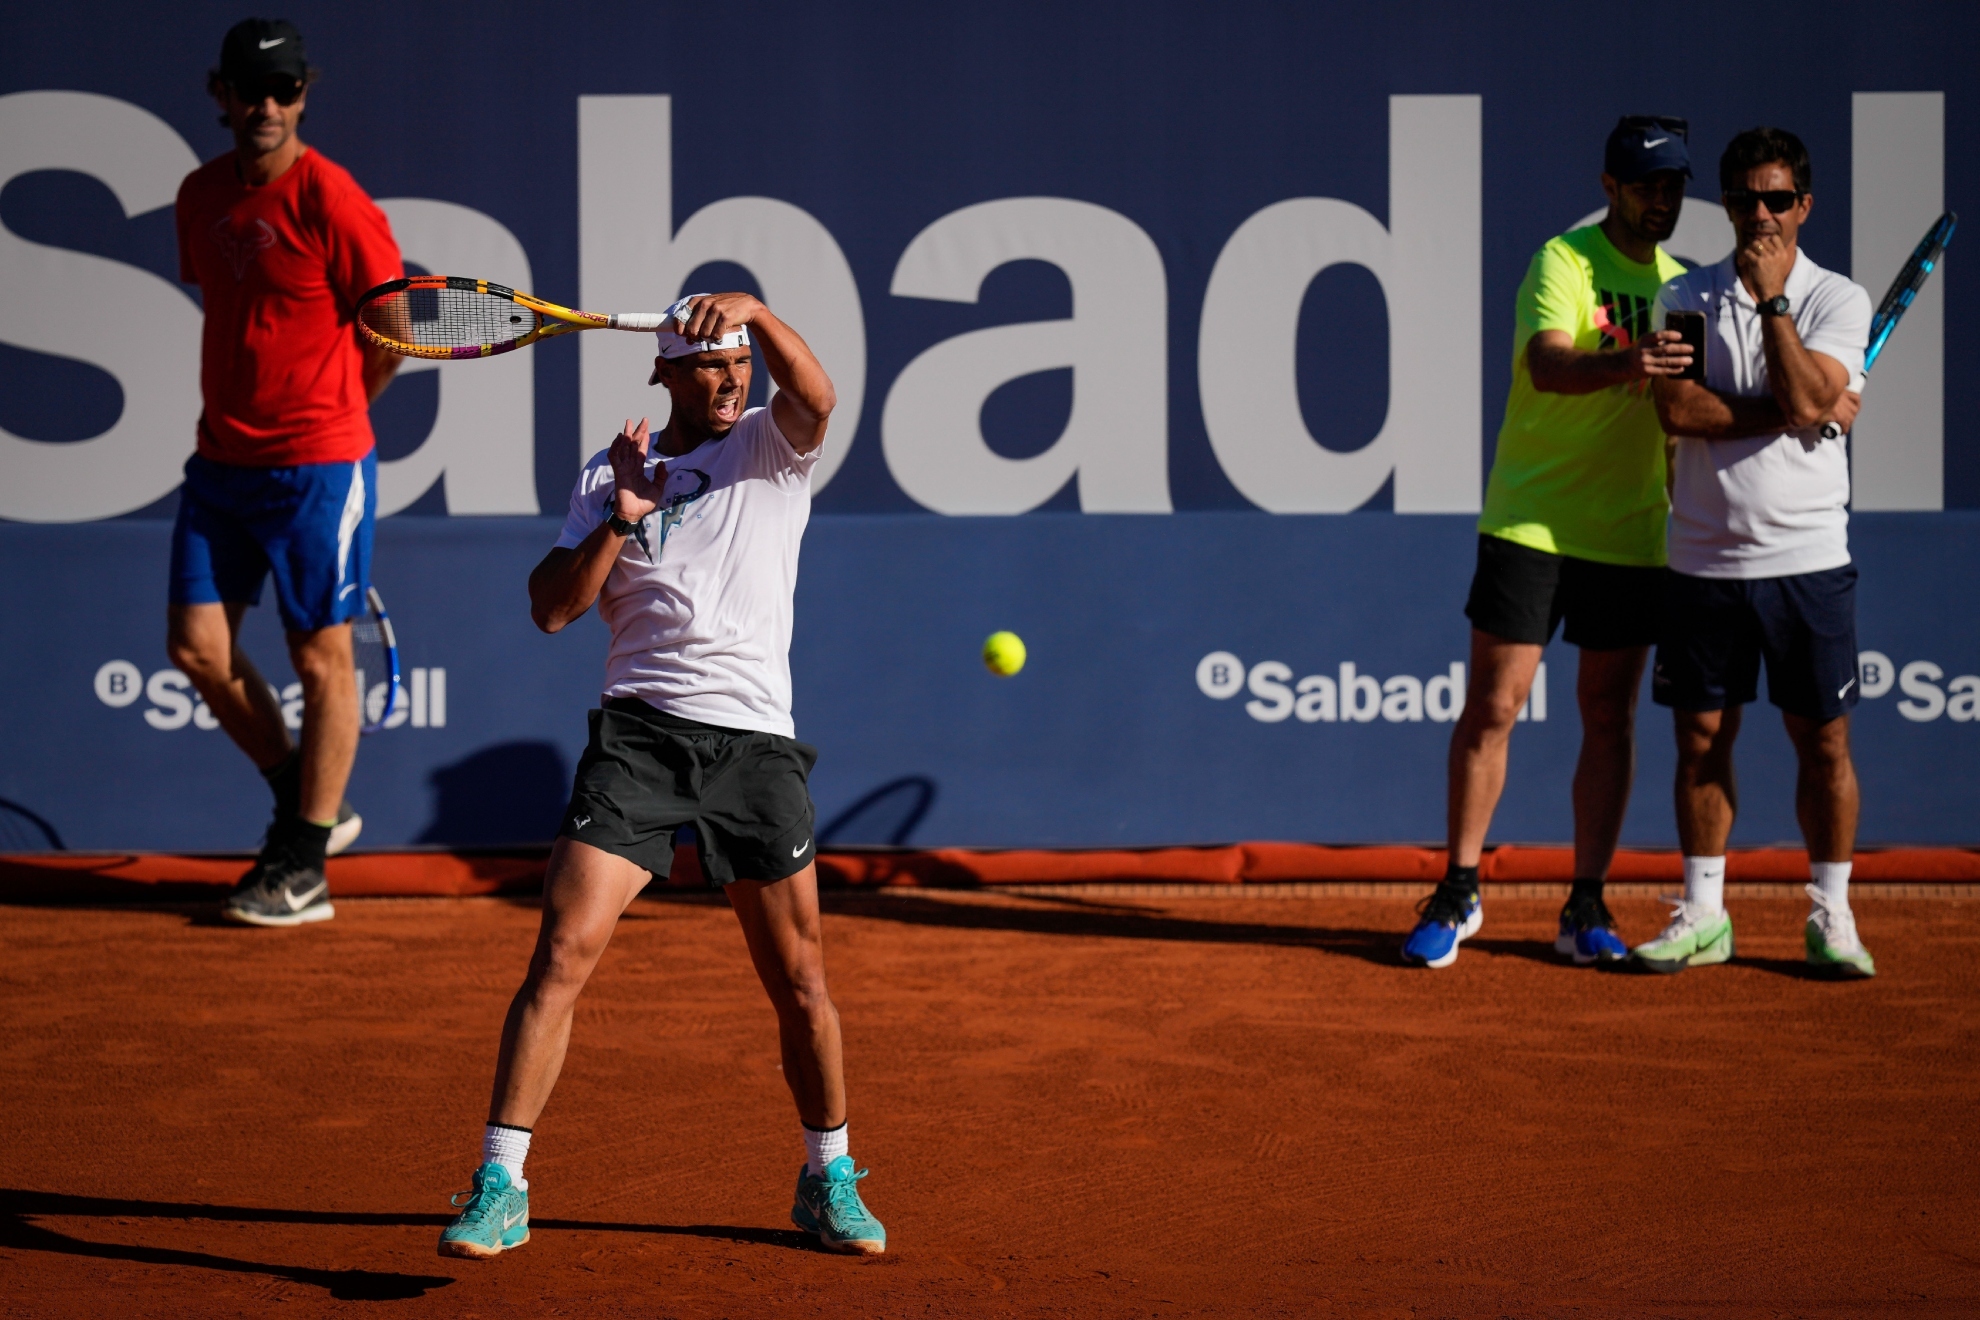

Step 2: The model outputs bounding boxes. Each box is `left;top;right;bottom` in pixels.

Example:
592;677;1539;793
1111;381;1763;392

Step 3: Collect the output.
351;586;402;734
1823;211;1957;439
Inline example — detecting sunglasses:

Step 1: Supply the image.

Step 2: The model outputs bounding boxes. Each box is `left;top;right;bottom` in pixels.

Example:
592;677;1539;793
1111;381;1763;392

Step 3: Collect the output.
230;76;305;106
1723;188;1804;214
1618;115;1689;141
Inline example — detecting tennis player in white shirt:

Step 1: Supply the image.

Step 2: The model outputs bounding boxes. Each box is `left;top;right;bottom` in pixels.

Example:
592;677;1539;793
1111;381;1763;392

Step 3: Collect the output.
436;292;887;1260
1644;127;1876;978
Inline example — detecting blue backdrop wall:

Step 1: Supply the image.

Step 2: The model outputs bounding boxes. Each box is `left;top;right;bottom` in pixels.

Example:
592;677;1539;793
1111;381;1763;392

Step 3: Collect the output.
1;1;1974;850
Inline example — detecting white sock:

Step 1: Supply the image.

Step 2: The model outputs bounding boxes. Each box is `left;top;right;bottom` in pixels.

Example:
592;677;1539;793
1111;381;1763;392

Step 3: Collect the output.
1683;856;1726;913
1811;860;1853;906
483;1123;531;1190
804;1121;848;1177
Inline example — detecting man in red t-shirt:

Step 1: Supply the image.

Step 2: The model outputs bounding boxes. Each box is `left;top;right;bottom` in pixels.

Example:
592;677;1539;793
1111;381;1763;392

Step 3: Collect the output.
167;18;403;928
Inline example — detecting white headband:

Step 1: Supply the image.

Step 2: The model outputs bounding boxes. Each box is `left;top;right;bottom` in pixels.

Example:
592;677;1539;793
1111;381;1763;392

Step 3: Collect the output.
652;294;750;360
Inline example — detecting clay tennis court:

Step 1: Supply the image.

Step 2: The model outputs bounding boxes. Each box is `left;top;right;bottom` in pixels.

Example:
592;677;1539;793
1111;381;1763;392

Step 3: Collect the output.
5;887;1977;1318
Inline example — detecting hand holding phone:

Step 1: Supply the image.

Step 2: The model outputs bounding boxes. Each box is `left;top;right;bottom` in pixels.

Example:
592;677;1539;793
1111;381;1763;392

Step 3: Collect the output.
1664;310;1706;381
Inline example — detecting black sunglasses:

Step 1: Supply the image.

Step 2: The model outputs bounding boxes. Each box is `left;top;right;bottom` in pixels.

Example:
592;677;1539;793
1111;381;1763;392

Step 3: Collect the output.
230;75;305;106
1618;115;1689;141
1723;188;1804;214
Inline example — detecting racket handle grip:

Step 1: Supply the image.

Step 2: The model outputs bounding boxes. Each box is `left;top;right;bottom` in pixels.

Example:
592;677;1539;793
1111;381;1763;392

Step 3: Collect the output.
611;313;669;331
1821;371;1869;440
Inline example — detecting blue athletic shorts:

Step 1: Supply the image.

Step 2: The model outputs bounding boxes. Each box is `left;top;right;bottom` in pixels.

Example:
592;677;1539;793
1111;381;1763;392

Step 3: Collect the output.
169;450;377;633
1652;564;1860;722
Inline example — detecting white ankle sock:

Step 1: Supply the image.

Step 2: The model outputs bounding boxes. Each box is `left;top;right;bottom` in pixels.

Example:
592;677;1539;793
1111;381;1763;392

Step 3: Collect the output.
1810;860;1853;905
804;1121;847;1177
484;1123;531;1189
1683;856;1726;913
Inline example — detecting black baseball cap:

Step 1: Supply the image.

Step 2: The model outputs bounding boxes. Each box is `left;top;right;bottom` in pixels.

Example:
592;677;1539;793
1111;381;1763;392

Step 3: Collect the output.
1605;115;1692;183
218;18;309;86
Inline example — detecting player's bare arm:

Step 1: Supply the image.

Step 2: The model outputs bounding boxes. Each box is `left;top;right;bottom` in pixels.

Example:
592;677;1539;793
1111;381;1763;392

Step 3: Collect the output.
529;417;659;632
678;293;836;453
1527;327;1693;395
1652;375;1792;440
1739;230;1850;428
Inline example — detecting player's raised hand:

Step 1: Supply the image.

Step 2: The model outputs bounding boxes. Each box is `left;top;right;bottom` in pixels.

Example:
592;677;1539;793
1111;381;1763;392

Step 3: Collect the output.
609;417;661;520
676;292;764;343
1631;328;1694;378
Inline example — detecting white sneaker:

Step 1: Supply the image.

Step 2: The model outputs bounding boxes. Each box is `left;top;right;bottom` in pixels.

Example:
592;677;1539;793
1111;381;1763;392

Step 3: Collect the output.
1804;884;1875;978
327;801;363;857
1631;897;1735;974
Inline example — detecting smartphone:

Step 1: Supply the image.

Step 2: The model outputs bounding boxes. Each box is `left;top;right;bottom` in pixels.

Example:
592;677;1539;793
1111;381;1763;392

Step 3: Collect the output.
1665;309;1706;381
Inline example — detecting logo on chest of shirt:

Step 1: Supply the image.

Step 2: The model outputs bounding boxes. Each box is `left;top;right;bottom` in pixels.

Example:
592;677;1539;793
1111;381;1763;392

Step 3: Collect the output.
210;216;278;280
1593;288;1651;350
655;468;712;556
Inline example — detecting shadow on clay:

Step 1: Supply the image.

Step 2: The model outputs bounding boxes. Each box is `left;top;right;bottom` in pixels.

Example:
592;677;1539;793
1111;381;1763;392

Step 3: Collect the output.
0;1187;819;1299
819;891;1415;967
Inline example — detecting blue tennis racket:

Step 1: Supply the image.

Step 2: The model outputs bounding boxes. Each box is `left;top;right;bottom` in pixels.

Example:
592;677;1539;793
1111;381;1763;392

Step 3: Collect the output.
1823;211;1957;439
352;586;402;734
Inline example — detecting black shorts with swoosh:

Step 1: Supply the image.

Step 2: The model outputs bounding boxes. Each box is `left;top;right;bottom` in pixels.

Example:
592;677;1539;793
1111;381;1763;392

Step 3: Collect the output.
561;698;818;885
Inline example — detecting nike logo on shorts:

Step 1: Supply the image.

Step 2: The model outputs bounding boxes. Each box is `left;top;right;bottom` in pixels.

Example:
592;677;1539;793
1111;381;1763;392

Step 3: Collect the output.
1839;676;1857;699
285;879;328;911
793;839;811;857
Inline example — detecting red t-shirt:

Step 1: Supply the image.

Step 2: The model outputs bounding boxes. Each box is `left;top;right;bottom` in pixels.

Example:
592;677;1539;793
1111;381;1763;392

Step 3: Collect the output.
176;148;402;467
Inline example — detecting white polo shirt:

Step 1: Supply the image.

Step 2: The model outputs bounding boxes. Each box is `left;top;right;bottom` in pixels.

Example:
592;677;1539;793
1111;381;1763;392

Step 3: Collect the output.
1653;250;1871;579
555;406;817;737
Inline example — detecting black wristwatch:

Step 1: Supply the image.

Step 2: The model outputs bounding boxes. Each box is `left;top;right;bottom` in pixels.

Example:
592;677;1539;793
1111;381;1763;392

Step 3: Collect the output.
1758;294;1792;318
605;512;641;537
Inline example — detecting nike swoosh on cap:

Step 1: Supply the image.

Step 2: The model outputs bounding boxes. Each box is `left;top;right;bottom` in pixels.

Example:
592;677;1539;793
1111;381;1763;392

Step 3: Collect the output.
259;37;286;48
1643;136;1669;148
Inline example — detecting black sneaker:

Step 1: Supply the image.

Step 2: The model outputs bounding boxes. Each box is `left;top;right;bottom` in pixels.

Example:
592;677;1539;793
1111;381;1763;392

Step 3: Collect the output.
1554;892;1627;965
223;852;334;927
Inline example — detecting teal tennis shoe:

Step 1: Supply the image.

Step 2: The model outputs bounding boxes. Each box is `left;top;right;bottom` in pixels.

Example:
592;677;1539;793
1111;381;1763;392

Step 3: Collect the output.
438;1162;530;1259
792;1155;886;1255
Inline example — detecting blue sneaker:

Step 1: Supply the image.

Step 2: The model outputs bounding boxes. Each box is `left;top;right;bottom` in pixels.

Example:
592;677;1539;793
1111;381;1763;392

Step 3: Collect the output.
792;1155;886;1255
1401;882;1482;969
438;1162;530;1259
1554;892;1628;965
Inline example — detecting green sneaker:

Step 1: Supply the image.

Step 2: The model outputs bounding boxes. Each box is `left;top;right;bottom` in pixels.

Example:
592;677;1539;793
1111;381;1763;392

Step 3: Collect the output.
792;1155;886;1255
438;1162;530;1259
1805;884;1876;978
1633;899;1734;974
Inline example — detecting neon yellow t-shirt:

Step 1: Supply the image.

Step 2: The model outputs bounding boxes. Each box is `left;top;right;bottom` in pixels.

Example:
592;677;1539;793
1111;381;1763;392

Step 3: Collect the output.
1478;225;1687;566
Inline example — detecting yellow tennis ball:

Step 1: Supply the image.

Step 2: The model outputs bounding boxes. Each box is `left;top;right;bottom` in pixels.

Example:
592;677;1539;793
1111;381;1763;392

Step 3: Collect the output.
982;630;1027;676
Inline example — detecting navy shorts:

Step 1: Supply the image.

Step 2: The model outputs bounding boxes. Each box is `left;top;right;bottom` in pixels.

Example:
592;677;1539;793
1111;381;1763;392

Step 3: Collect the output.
169;451;377;633
1652;564;1860;721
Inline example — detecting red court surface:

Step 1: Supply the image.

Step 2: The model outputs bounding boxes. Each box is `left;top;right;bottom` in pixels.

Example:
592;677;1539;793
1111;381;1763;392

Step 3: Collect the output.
4;890;1977;1318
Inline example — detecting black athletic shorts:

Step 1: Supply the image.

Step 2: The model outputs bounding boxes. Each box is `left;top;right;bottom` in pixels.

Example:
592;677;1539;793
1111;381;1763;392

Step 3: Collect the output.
1652;564;1860;722
1463;534;1664;650
560;697;818;884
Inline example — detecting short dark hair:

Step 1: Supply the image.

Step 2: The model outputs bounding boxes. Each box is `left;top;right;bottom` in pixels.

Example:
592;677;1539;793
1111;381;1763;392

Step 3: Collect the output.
1719;126;1812;194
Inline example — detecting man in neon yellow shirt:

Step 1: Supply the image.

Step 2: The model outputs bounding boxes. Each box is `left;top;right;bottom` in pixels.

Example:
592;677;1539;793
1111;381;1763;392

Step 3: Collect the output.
1403;117;1698;970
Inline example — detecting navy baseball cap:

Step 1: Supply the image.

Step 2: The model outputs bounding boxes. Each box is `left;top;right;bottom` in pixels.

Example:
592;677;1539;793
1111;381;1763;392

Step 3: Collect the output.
218;18;309;86
1605;115;1691;182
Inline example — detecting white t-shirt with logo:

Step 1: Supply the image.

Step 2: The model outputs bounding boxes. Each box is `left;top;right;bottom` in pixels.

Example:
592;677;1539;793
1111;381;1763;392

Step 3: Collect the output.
1653;250;1871;579
555;406;817;737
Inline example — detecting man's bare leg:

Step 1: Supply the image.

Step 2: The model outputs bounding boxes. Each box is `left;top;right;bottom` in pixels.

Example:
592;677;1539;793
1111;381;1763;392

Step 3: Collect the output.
1571;646;1650;880
1445;629;1544;868
488;839;653;1127
1782;711;1858;863
1674;706;1741;857
286;624;359;824
167;602;290;770
725;863;845;1129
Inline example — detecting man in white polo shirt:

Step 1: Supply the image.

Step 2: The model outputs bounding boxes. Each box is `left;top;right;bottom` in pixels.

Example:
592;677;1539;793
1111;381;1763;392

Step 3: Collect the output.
435;292;887;1260
1643;127;1874;977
